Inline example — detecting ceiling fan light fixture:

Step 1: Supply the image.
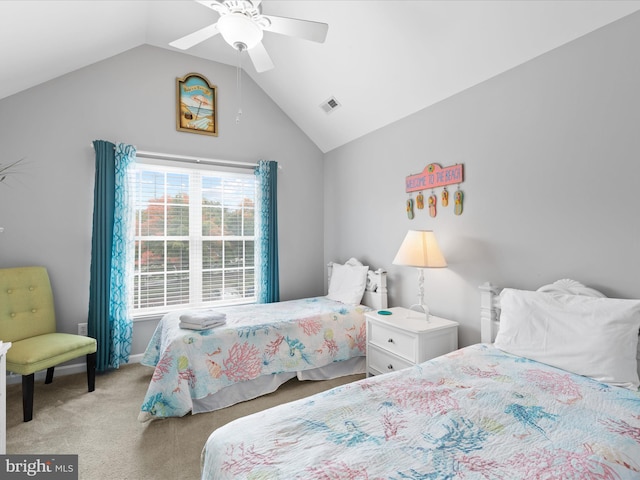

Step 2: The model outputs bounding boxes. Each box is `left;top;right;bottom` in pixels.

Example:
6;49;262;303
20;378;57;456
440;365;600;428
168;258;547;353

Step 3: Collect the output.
218;13;263;50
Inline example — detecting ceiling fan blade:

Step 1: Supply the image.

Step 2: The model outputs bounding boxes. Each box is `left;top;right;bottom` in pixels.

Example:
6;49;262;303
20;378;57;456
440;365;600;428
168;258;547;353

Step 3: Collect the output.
248;42;274;73
262;15;328;43
169;23;220;50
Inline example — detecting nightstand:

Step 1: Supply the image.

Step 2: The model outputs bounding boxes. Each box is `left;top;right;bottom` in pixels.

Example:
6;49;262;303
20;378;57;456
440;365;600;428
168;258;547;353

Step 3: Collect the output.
365;307;458;377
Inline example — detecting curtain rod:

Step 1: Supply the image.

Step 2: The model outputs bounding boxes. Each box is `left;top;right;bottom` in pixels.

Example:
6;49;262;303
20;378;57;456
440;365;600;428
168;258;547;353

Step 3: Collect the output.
90;144;261;170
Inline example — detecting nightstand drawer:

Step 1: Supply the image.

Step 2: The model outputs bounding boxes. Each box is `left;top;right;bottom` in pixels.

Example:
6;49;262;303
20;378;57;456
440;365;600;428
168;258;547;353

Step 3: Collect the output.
368;345;413;375
369;321;416;362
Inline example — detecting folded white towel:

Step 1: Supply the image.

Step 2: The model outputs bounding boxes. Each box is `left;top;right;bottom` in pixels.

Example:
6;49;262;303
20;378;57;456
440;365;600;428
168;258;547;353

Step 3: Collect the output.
179;310;227;325
179;319;226;331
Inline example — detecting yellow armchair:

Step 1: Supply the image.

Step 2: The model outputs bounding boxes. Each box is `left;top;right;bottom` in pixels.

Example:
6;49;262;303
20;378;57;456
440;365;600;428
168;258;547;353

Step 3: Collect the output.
0;266;97;422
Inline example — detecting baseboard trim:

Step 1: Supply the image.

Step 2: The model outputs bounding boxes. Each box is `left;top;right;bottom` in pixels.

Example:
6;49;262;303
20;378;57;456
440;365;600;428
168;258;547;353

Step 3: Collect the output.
6;353;145;385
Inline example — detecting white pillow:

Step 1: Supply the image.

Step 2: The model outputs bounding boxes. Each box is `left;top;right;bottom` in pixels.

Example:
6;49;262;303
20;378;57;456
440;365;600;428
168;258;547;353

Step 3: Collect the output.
494;288;640;390
327;259;369;305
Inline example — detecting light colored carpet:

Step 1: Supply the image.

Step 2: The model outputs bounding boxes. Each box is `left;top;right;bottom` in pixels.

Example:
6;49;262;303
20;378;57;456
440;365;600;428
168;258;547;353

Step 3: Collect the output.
6;363;363;480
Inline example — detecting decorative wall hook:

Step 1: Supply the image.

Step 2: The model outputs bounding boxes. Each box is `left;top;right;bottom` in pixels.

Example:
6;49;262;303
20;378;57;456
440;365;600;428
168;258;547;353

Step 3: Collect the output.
454;189;464;215
406;198;414;219
428;193;437;217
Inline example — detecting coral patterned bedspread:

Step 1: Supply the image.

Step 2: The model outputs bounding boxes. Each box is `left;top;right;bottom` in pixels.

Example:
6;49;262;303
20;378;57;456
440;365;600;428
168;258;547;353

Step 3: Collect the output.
201;344;640;479
139;297;369;420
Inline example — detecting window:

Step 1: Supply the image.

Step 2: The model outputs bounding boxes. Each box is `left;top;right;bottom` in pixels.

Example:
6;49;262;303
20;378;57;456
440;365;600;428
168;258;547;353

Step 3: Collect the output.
131;162;256;316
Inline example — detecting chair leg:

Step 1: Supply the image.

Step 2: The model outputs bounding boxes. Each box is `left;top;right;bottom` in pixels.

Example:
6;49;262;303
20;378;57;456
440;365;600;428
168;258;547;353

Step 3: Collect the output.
87;352;96;392
22;374;35;422
45;367;55;384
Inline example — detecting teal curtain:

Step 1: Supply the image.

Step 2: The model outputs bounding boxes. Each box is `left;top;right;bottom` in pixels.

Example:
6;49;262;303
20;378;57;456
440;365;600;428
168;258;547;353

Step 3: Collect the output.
255;160;279;303
109;143;136;367
88;140;136;371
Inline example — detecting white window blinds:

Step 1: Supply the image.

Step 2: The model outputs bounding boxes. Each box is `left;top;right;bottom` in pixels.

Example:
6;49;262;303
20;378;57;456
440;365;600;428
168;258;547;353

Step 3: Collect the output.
131;162;256;315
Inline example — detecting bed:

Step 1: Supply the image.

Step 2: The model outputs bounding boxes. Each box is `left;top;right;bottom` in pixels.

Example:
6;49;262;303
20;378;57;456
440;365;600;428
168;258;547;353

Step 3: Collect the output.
200;278;640;479
138;260;387;421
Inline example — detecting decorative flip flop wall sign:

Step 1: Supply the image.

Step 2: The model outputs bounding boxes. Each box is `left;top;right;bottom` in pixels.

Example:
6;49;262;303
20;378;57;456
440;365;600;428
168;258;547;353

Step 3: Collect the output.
405;163;464;218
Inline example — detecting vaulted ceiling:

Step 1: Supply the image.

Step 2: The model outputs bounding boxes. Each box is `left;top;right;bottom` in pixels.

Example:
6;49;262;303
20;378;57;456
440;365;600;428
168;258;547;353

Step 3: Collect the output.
1;1;639;152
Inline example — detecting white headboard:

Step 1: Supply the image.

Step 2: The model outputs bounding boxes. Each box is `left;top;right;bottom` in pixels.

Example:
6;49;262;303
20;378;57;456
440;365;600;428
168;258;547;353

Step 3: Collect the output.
479;279;606;343
327;262;388;310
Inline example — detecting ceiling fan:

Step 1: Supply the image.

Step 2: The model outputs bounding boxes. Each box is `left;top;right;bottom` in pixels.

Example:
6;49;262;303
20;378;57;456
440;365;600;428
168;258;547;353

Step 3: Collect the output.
170;0;329;73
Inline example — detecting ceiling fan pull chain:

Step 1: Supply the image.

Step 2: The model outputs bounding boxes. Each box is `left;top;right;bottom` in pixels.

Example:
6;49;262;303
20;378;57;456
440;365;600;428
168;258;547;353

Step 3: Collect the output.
236;44;243;124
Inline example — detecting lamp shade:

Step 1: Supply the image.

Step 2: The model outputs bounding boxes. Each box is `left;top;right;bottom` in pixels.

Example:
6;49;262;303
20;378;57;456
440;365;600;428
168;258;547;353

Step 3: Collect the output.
393;230;447;268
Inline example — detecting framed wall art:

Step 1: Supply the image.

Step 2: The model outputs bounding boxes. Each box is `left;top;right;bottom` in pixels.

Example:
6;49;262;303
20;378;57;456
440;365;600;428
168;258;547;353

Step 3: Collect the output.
176;73;218;136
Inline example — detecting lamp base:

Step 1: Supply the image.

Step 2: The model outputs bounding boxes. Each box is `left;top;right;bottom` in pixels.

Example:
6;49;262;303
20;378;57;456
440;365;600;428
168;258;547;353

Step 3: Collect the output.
408;303;430;321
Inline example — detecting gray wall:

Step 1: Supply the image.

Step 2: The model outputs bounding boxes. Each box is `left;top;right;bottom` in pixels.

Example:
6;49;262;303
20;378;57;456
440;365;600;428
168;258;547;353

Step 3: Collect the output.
0;45;325;356
2;11;640;363
324;12;640;347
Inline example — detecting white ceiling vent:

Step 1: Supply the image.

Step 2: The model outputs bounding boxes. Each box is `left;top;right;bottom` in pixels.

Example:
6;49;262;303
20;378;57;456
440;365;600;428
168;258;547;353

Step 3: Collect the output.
320;96;341;114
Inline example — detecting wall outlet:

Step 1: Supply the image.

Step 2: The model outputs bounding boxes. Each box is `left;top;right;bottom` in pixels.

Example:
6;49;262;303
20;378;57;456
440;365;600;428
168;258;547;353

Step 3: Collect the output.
78;323;88;336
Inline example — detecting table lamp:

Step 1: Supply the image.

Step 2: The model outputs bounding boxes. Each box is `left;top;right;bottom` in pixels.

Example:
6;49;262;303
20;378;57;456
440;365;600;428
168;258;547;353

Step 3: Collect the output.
392;230;447;320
